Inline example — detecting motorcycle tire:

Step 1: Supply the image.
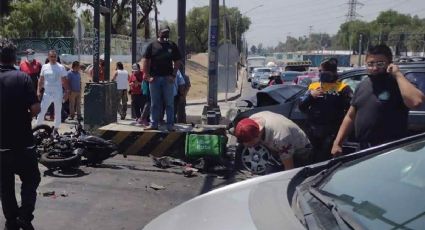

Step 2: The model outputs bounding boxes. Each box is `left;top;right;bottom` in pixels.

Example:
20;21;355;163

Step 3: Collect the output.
39;149;82;169
84;141;118;165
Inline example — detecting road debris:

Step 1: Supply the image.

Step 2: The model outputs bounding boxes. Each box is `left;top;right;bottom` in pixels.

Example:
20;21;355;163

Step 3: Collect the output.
149;183;166;190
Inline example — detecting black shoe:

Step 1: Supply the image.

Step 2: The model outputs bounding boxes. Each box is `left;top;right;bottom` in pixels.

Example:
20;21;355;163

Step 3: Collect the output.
4;220;19;230
120;116;126;120
16;217;35;230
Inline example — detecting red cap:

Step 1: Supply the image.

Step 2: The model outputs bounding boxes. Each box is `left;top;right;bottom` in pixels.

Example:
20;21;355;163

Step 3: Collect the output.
235;118;260;143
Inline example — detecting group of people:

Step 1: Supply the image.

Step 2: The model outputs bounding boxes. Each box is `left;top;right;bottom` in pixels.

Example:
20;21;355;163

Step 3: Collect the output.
234;44;425;172
109;24;190;129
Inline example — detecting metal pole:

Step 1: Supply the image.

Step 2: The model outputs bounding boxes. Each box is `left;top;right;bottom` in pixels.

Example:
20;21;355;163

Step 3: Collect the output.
93;0;100;83
207;0;219;108
131;0;137;64
177;0;186;74
358;33;363;67
77;17;82;62
104;0;111;81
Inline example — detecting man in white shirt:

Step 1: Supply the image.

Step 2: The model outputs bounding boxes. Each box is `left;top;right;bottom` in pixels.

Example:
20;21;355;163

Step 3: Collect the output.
36;50;69;129
234;111;311;171
112;62;130;120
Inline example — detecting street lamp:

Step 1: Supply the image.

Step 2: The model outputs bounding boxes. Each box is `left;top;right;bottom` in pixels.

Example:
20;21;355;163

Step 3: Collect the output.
235;4;264;51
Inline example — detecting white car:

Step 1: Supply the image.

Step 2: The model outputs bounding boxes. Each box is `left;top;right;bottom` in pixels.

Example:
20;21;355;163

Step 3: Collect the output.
144;133;425;230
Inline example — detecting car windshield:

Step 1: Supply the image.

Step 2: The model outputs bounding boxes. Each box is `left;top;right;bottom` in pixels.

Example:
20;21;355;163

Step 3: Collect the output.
257;69;271;73
318;140;425;229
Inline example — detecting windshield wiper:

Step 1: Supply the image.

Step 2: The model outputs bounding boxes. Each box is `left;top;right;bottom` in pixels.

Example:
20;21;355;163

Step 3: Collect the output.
311;161;343;187
308;187;367;230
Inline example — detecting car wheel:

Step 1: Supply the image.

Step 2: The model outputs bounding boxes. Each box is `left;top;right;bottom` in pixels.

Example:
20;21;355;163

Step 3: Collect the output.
235;144;273;175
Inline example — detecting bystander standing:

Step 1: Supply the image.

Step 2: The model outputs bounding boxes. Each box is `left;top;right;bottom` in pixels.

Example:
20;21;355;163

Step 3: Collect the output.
112;62;129;120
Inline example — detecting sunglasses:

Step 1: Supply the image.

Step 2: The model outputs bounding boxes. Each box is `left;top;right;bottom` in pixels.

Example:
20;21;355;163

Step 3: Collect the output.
366;61;386;68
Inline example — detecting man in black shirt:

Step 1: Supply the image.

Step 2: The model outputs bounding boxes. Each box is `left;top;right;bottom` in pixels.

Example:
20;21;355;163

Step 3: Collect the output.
332;44;425;156
0;39;41;230
142;24;182;131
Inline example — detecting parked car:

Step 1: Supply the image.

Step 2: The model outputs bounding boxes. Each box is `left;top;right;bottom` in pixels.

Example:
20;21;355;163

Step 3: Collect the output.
144;132;425;230
293;71;319;86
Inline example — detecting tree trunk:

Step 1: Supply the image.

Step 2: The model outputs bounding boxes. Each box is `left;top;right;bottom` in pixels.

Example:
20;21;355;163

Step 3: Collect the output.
144;16;150;39
154;0;158;38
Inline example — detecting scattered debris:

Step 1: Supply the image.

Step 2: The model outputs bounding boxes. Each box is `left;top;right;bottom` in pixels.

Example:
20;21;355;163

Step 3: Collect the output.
183;166;199;177
42;191;56;197
152;156;171;169
149;183;166;190
60;191;69;197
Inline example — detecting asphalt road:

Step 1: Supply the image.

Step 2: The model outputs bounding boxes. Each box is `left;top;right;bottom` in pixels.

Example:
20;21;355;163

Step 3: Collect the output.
0;155;252;230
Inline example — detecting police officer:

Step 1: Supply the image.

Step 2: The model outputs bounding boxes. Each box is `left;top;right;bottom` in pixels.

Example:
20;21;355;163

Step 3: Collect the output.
299;58;352;162
0;39;41;230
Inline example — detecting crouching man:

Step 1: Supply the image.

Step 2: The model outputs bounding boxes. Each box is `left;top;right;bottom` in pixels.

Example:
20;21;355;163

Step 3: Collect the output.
234;111;311;172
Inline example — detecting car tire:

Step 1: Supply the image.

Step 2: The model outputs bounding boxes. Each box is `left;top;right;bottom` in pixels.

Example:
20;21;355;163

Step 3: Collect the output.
235;144;277;175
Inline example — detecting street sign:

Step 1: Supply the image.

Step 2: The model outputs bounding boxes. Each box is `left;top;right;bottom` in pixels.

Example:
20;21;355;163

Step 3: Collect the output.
218;42;238;94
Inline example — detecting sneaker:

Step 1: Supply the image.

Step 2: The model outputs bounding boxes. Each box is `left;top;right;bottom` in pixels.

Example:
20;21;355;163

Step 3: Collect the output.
120;116;126;120
144;126;158;130
141;119;150;126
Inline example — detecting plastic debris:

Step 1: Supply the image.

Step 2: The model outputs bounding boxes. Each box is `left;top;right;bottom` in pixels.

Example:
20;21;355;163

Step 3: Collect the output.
42;191;55;197
149;183;166;190
183;166;199;177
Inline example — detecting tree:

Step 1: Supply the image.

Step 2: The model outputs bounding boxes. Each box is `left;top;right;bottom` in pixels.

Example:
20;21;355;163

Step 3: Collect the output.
250;45;257;54
76;0;162;37
0;0;75;38
185;6;251;53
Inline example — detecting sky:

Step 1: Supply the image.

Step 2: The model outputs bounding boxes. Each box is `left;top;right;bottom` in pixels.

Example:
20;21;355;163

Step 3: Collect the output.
157;0;425;47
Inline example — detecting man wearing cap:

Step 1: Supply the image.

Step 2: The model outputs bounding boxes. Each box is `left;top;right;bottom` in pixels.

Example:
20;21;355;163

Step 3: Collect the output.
299;58;352;162
142;24;182;131
235;111;311;172
20;48;42;91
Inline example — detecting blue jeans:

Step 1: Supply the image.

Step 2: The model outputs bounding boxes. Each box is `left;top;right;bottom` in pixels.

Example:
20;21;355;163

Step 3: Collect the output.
150;76;175;128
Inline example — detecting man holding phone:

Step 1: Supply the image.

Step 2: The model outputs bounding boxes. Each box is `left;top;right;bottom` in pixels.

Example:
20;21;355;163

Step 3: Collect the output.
332;44;425;156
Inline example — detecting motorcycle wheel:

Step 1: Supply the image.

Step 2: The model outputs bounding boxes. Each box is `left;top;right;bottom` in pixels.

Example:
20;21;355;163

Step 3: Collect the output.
39;149;82;169
235;144;279;175
85;141;119;165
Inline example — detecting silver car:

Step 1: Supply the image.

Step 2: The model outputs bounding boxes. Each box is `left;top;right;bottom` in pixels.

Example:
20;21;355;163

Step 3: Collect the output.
144;133;425;230
251;68;272;89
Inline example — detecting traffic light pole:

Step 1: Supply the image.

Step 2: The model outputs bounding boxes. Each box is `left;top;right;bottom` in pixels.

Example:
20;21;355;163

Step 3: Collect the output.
203;0;221;125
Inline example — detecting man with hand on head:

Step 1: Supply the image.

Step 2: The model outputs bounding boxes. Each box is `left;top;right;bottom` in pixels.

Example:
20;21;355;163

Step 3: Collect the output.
332;44;425;156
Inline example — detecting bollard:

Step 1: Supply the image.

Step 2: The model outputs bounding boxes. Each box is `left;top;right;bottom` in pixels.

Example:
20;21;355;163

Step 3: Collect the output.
207;110;218;125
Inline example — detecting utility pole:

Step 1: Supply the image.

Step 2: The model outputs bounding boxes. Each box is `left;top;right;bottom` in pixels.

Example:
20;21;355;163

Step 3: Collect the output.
205;0;220;124
131;0;137;64
308;25;313;53
93;0;100;83
177;0;186;74
346;0;363;53
358;33;363;66
104;0;111;81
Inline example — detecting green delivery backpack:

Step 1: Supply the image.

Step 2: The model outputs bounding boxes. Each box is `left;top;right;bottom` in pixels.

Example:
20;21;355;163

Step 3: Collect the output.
185;134;227;158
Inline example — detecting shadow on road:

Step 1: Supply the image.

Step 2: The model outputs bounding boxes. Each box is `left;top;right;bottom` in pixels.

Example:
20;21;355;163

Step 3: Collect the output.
43;168;89;178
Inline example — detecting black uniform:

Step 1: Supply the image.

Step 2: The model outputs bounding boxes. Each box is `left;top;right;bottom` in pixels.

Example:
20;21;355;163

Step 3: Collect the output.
299;81;352;162
352;75;408;147
0;65;41;226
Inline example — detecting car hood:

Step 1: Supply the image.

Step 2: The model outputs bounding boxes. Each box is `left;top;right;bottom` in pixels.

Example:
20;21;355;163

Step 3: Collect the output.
143;169;305;230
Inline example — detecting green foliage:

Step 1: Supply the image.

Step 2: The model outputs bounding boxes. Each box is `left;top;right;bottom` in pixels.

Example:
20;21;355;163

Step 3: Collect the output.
186;6;251;53
0;0;75;38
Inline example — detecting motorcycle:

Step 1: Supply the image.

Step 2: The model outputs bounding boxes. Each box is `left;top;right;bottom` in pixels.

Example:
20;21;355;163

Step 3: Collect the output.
32;118;119;170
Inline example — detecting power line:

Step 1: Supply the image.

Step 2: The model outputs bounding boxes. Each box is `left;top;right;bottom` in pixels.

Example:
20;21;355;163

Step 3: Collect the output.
346;0;364;22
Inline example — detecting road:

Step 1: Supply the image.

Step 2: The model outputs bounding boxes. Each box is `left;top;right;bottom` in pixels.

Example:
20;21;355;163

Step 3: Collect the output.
0;155;251;230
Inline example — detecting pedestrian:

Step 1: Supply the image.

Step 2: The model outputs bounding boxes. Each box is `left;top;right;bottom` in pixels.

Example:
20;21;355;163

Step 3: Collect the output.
0;38;41;230
172;70;186;124
67;61;82;120
234;111;311;172
112;61;129;120
36;50;70;131
332;44;425;156
299;58;353;162
19;48;42;91
140;77;151;126
89;57;105;82
176;72;191;123
142;24;182;131
129;63;144;124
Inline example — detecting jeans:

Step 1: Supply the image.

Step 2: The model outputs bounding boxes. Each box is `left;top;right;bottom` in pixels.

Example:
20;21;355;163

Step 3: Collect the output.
150;77;174;128
1;148;41;222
